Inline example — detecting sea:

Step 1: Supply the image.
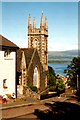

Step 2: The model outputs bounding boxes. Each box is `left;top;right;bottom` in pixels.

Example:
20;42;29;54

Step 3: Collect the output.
48;62;70;76
48;50;78;76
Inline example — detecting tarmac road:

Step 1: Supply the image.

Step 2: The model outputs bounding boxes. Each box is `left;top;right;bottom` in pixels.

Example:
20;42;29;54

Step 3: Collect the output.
1;95;80;120
2;103;49;119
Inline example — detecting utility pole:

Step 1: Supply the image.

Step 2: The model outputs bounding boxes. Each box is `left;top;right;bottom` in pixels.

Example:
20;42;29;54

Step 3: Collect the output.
77;75;79;90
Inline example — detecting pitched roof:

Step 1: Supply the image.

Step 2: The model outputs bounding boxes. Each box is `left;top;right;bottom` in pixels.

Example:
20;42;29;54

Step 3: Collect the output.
23;48;35;66
17;48;35;72
0;35;19;48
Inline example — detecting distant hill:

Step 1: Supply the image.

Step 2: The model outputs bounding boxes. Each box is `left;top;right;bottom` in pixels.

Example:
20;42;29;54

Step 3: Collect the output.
48;49;78;62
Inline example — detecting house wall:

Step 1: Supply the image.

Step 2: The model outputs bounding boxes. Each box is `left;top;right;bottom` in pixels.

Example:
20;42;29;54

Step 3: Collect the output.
0;50;16;95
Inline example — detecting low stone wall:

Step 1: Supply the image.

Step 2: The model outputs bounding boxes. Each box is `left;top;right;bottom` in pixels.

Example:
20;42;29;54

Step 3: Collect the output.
23;86;40;100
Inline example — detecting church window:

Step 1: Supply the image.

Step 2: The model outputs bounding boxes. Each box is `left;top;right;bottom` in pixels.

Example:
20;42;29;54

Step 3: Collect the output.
33;67;39;88
34;39;37;48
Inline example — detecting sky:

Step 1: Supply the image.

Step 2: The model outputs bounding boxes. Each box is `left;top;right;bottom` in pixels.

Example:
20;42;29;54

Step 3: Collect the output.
0;2;78;51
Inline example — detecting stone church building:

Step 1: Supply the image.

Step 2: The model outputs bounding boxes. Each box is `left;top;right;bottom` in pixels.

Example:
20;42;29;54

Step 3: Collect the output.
17;13;48;98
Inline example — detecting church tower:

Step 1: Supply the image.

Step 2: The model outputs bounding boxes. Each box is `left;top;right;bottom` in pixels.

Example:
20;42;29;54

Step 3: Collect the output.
28;12;48;67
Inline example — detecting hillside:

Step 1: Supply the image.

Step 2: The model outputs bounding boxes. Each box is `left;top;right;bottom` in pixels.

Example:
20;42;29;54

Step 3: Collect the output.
48;50;78;62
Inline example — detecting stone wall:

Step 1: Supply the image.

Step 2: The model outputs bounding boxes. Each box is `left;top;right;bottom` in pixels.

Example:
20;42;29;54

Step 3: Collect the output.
23;86;40;100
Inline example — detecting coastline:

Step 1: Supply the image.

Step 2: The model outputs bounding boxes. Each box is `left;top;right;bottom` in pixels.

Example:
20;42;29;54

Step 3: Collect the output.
48;60;70;63
48;62;69;76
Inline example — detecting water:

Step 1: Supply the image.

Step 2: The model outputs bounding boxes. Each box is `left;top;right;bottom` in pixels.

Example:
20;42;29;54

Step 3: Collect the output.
48;50;78;76
48;62;70;76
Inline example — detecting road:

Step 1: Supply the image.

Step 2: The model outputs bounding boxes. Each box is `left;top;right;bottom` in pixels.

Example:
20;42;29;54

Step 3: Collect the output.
1;95;80;120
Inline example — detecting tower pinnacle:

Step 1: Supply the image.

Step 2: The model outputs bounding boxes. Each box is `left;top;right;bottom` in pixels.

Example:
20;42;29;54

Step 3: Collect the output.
45;17;48;30
28;14;32;33
28;14;32;26
33;17;36;28
40;12;44;27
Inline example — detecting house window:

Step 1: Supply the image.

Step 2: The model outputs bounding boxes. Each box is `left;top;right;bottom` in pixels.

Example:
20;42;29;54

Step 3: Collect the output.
3;79;8;89
4;50;12;59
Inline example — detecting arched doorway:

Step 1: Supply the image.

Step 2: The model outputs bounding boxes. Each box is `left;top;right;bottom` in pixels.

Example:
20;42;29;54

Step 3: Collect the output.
33;66;39;88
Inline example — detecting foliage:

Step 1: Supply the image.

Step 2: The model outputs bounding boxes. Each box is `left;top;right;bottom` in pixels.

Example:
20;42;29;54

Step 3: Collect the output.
49;86;56;92
48;66;56;87
64;56;80;89
28;84;38;93
6;94;12;99
48;66;65;93
56;78;65;92
75;90;80;97
31;86;38;93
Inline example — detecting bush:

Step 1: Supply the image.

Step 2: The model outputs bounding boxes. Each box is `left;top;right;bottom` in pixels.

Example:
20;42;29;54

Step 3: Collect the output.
57;84;65;93
31;86;38;93
49;86;56;92
75;90;80;97
28;84;38;93
56;78;65;93
6;94;12;99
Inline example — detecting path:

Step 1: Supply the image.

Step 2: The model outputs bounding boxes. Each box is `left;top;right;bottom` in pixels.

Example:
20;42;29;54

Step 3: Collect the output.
1;93;80;119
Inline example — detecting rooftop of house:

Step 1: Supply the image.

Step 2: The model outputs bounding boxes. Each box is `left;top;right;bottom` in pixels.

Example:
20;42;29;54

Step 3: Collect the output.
0;35;19;48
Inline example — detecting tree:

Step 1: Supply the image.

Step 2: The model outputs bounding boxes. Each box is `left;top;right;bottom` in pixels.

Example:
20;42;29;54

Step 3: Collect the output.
48;66;65;93
56;78;65;93
48;66;56;87
64;56;80;90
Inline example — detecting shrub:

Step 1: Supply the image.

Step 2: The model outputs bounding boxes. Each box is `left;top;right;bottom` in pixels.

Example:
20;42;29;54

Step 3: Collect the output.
75;90;80;97
28;84;38;93
49;86;56;92
56;78;65;92
57;84;65;93
6;94;12;99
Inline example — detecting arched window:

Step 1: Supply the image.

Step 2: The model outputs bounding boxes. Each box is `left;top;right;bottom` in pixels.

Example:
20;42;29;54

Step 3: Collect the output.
33;67;39;88
34;39;37;48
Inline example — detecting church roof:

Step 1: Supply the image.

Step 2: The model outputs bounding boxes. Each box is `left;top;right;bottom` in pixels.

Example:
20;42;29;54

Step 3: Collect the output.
0;35;19;49
17;48;35;72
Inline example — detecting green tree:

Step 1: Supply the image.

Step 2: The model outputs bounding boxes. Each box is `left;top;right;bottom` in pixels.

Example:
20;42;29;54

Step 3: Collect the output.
64;56;80;90
56;78;65;93
48;66;56;88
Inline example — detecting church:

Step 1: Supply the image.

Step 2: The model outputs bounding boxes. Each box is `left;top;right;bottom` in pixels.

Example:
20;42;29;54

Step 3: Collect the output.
17;13;48;98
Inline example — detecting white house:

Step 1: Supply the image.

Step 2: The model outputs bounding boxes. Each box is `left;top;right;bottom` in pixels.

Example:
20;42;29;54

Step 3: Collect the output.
0;35;19;97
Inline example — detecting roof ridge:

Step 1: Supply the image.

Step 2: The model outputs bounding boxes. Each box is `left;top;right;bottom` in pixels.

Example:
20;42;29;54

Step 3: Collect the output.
0;35;19;48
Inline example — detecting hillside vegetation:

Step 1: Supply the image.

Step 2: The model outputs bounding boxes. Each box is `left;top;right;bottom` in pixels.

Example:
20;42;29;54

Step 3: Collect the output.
48;50;78;63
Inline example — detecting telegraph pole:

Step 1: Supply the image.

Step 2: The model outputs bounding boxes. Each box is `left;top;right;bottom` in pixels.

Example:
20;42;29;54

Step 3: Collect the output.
77;75;79;90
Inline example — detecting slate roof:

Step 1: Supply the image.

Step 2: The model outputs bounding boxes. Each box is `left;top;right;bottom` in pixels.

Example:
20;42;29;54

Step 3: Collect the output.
17;48;35;72
0;35;19;48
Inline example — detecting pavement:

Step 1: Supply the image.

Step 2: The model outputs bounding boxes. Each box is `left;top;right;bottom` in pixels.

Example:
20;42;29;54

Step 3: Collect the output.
0;96;39;110
1;93;80;119
0;93;79;110
0;96;66;119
